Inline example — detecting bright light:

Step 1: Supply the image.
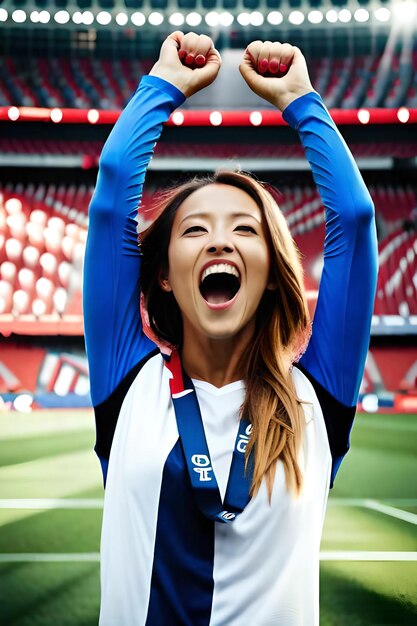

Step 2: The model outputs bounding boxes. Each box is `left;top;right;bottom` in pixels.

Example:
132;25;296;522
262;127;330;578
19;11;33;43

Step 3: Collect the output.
131;11;145;26
8;107;20;121
205;11;219;26
54;10;70;24
5;198;22;213
186;12;202;27
39;10;50;23
82;11;94;25
72;11;83;24
148;11;164;26
13;393;33;413
96;11;111;25
374;7;391;22
50;108;63;123
210;111;223;126
249;11;264;26
267;11;283;25
219;11;233;26
115;12;128;26
12;9;26;23
339;9;352;23
397;107;410;123
288;10;304;25
250;111;262;126
358;109;370;124
308;10;323;24
169;12;185;26
326;9;338;23
362;393;379;413
354;8;369;23
172;111;184;125
88;109;100;124
237;12;250;26
393;0;416;23
30;10;40;23
0;8;8;22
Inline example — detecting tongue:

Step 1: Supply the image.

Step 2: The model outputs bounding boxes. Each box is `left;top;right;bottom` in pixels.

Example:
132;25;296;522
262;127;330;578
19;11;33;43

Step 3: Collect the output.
203;288;234;305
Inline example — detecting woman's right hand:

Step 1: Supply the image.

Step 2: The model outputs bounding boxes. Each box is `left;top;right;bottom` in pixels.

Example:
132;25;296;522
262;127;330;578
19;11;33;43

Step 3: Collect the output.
149;31;221;98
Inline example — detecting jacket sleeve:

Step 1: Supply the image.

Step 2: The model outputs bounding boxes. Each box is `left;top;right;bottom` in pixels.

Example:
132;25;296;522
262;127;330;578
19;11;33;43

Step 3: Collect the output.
283;92;378;482
83;75;186;407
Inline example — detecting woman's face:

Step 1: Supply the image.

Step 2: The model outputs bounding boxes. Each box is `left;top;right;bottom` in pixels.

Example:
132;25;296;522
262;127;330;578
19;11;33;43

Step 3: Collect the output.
163;183;273;343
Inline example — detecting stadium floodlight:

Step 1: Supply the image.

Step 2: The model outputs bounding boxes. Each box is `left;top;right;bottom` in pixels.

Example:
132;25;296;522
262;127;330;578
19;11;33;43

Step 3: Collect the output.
250;112;262;126
186;12;202;27
210;111;222;126
308;10;323;24
50;108;63;123
374;7;391;22
219;12;233;27
205;11;219;27
237;12;250;26
97;11;112;25
397;108;410;123
12;9;27;23
88;109;100;124
39;10;50;23
267;11;283;25
325;9;338;23
249;11;264;26
0;8;8;22
169;12;185;26
54;10;70;24
172;111;185;126
82;11;94;25
288;10;304;25
72;11;83;24
30;10;39;23
8;107;20;121
148;11;164;26
338;9;351;23
116;12;128;26
131;12;146;26
354;8;369;23
357;109;370;124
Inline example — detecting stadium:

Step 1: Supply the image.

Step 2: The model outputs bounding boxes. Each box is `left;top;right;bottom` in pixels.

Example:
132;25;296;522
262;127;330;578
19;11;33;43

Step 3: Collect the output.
0;0;416;624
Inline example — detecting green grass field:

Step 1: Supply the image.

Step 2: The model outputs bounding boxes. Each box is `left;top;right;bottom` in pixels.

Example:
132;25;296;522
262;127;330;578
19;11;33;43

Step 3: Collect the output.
0;409;416;626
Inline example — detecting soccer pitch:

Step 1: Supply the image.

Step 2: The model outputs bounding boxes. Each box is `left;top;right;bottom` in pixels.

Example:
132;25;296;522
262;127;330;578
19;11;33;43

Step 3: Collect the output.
0;410;416;626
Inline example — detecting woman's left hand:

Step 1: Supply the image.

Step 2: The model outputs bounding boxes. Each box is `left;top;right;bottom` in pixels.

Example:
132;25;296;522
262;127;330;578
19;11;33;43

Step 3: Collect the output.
239;41;315;112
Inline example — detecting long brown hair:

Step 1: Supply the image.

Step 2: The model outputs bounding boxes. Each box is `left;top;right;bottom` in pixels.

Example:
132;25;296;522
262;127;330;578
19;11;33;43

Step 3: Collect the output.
140;172;311;498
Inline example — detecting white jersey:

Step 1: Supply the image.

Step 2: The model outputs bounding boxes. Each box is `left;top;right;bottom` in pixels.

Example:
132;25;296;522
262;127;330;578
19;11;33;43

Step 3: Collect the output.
99;352;331;625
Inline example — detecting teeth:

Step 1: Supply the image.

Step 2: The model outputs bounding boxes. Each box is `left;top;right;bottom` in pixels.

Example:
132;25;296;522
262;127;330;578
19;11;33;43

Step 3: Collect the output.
201;263;240;282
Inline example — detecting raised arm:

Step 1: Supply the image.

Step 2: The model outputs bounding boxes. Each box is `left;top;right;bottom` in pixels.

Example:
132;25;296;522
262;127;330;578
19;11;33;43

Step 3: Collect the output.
84;32;221;407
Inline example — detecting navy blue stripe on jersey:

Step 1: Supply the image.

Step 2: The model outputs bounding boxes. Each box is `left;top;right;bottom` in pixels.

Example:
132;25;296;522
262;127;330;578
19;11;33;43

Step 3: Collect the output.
145;440;215;626
295;363;356;486
94;348;159;483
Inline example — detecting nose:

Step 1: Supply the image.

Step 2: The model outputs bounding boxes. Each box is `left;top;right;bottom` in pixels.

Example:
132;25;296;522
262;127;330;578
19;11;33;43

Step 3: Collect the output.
207;242;234;254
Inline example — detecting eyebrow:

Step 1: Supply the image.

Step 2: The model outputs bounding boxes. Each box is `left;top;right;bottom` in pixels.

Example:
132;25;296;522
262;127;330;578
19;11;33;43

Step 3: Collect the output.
179;211;261;227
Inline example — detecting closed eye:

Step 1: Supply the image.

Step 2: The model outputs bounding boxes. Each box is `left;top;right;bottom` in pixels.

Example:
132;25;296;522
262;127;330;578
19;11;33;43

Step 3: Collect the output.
182;225;208;235
234;225;257;234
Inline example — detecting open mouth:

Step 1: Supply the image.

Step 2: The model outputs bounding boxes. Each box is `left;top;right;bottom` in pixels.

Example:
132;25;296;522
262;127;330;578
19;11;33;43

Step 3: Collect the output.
199;265;241;305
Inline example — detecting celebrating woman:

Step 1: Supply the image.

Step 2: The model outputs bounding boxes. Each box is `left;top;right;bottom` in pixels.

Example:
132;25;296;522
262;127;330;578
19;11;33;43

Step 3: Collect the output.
84;31;378;625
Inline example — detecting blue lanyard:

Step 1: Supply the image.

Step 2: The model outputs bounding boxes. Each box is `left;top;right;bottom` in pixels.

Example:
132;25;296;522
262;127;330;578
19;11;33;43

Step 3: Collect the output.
164;350;253;524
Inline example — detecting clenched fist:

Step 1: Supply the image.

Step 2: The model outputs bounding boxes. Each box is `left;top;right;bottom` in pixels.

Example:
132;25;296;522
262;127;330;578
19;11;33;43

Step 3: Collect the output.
149;31;221;99
240;41;315;112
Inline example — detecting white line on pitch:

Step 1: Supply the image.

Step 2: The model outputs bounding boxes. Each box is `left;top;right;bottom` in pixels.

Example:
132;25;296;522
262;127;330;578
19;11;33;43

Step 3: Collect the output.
0;499;103;509
320;551;417;562
362;500;417;526
0;552;416;563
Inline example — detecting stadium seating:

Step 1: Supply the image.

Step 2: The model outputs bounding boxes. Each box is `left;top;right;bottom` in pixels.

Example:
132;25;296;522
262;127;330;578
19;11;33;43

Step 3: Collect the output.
1;181;416;325
1;51;416;109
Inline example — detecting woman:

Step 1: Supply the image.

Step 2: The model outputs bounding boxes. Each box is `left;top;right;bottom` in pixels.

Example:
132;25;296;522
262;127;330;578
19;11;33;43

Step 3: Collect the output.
84;32;378;626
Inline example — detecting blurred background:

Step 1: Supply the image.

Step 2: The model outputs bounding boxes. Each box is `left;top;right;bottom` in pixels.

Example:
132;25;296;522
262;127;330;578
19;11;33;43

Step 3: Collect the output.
0;0;416;624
